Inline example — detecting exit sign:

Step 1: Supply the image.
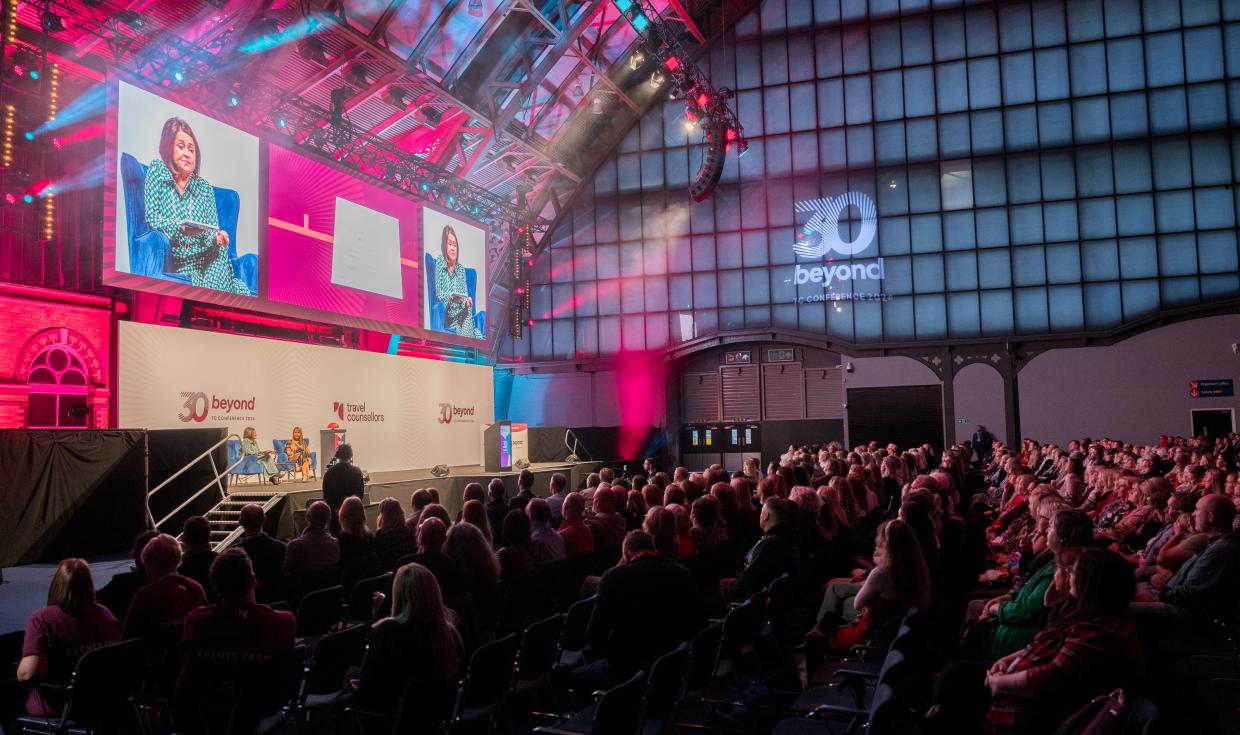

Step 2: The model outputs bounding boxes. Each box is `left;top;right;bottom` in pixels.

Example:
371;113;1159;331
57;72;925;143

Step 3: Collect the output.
956;418;971;424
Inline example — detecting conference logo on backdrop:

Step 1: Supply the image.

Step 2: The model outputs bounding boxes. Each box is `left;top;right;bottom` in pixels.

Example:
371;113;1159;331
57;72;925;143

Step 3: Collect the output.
178;391;257;423
438;403;477;425
791;191;889;304
332;401;385;423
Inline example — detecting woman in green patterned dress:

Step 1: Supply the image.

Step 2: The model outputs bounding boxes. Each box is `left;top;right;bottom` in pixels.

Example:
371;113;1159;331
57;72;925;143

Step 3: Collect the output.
143;117;251;295
434;224;482;338
242;426;280;485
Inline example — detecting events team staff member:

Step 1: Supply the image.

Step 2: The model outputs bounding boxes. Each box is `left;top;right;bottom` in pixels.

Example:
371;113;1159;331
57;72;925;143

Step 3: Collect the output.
434;224;481;339
242;426;280;485
144;117;251;295
285;425;313;479
323;443;366;535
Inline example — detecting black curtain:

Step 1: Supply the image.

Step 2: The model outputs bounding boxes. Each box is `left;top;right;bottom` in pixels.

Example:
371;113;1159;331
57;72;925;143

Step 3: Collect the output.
527;426;662;463
0;430;149;567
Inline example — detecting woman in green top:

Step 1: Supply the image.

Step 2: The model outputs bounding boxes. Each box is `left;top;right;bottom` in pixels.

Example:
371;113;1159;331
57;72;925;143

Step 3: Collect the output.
143;117;251;295
433;224;481;338
242;426;279;485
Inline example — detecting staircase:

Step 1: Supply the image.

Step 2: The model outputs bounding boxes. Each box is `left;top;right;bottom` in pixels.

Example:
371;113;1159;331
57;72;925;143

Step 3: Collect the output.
205;489;284;550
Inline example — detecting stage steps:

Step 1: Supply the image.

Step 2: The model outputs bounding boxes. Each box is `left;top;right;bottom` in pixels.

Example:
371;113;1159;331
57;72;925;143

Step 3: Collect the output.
204;490;283;551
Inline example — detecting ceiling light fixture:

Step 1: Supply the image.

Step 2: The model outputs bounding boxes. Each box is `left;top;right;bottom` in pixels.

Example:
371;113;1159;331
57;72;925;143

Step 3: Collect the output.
629;49;645;70
468;0;484;17
649;70;665;88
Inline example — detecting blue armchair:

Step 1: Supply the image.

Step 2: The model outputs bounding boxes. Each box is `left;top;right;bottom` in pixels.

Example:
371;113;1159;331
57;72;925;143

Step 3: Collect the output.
227;438;265;485
119;152;257;295
424;252;486;338
273;439;317;481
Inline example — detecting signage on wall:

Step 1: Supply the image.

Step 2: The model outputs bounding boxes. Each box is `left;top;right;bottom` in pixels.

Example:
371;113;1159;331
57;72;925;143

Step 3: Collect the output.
766;348;796;362
1189;379;1234;398
724;350;752;364
791;191;888;305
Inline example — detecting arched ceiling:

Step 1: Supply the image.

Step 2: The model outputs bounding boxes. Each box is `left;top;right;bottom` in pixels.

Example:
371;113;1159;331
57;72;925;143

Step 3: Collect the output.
12;0;754;227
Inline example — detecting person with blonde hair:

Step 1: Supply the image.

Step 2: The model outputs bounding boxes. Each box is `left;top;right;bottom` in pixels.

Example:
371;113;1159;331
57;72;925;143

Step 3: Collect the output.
18;559;121;716
123;533;206;640
337;496;376;590
284;425;312;480
374;497;415;572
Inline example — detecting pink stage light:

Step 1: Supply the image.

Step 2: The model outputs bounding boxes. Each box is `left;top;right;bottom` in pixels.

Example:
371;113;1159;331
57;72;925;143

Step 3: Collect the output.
614;350;666;460
664;57;680;71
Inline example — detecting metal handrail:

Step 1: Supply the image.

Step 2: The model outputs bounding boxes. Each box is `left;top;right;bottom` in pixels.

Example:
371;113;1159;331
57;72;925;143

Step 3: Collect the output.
154;452;251;531
147;432;242;498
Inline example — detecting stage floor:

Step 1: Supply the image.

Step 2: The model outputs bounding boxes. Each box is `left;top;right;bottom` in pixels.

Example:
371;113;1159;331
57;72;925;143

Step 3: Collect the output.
227;460;584;494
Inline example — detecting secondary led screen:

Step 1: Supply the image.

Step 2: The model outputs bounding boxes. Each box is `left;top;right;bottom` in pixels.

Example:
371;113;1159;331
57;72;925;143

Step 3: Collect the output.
111;80;260;297
267;145;422;330
104;77;492;343
423;206;488;341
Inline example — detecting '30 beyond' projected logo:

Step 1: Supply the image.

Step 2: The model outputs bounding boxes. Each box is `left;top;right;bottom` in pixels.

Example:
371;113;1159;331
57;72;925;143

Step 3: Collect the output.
793;191;878;258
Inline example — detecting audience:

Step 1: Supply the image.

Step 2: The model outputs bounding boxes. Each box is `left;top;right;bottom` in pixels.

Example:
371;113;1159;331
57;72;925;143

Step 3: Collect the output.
527;497;567;564
558;491;594;561
509;469;536;511
322;443;365;534
374;496;416;572
337;496;376;590
236;503;286;602
546;472;569;526
177;516;217;596
122;533;206;641
96;529;158;620
485;478;508;546
284;500;340;575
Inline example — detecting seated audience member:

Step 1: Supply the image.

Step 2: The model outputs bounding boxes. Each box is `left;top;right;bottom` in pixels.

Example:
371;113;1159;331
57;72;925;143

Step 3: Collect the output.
666;503;695;558
460;498;494;544
587;487;627;564
509;469;537;511
1156;492;1240;616
284;500;340;575
643;505;680;560
237;503;286;602
123;533;206;641
527;497;567;565
580;531;702;687
498;509;535;582
622;490;648;530
459;482;486;518
18;559;121;717
174;550;296;733
374;497;416;572
444;521;502;627
405;489;433;533
982;549;1140;735
96;530;158;620
546;473;569;527
1098;476;1169;545
403;517;466;604
729;497;799;598
689;495;729;552
420;503;452;529
979;509;1093;658
353;563;463;729
559;492;594;560
178;516;217;597
322;443;365;534
486;478;508;547
337;496;377;590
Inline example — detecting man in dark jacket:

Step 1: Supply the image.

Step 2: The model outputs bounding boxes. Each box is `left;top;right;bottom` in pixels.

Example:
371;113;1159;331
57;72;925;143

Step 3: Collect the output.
508;469;536;511
971;425;995;467
1159;493;1240;616
322;444;365;533
486;478;508;547
582;531;702;686
237;504;286;603
731;497;799;599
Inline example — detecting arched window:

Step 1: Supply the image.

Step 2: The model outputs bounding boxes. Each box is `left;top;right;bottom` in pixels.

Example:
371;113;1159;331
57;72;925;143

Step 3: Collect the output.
26;344;91;428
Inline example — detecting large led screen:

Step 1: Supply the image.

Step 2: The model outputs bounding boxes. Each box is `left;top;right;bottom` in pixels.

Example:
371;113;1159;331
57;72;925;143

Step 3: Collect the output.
104;77;492;344
110;80;260;297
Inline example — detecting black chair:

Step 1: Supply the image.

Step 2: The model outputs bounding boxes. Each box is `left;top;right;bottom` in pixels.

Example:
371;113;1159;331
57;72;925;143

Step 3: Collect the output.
808;609;924;687
297;624;369;724
1123;696;1159;735
512;613;567;719
345;573;392;623
172;644;306;735
642;643;692;734
446;633;522;733
553;595;597;677
296;585;344;639
13;639;146;735
792;650;907;716
533;670;648;735
283;568;340;608
770;683;899;735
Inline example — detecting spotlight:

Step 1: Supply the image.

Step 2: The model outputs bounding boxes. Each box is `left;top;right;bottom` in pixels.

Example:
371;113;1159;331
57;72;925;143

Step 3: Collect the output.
277;117;287;128
467;0;483;16
23;132;33;140
52;137;61;148
411;106;428;124
684;119;697;132
28;69;39;80
22;194;33;203
343;62;371;88
383;86;410;107
229;95;239;107
330;86;349;124
41;10;65;33
649;70;665;88
629;49;645;70
11;64;23;77
591;95;604;115
4;193;13;204
173;69;185;82
297;38;329;65
888;180;897;189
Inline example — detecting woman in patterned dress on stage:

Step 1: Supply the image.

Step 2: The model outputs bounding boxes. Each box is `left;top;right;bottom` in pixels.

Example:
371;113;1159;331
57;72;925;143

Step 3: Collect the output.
434;224;481;338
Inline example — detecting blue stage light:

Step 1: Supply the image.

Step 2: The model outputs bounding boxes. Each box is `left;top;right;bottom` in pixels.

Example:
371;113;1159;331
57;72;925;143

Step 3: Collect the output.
22;194;33;203
277;117;287;128
28;69;38;80
228;95;239;107
23;132;33;140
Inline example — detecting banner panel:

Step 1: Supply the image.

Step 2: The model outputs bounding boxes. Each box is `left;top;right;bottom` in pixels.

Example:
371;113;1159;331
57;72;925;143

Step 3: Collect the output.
118;322;493;472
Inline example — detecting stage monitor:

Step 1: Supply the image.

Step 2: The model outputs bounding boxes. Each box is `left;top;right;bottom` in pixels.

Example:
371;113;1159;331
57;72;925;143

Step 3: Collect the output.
103;76;492;344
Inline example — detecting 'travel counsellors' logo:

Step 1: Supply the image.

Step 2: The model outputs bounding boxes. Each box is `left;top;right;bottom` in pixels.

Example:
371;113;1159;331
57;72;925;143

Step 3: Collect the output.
333;401;386;423
178;392;256;422
438;403;477;425
332;402;345;421
791;191;889;304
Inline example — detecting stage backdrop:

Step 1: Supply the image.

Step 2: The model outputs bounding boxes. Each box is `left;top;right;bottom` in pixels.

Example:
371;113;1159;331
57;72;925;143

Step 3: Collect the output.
118;322;493;472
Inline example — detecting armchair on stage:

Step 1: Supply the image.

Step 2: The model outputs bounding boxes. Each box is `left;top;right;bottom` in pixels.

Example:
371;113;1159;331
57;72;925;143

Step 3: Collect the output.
273;439;317;481
227;438;265;485
119;152;257;294
424;252;486;337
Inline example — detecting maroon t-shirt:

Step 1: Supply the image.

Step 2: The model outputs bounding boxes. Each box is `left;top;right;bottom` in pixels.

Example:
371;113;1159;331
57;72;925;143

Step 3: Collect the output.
122;574;206;641
22;603;120;716
178;602;295;688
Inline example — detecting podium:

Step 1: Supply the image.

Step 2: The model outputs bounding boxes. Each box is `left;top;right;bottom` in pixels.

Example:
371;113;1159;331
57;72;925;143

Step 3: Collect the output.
483;421;512;472
319;428;347;461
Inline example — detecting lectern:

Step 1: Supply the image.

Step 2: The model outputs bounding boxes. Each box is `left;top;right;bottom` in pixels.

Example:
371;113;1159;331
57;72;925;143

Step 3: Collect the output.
320;428;347;461
483;421;512;472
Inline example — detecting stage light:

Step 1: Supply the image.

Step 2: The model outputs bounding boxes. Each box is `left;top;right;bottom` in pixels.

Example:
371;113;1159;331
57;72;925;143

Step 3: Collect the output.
277;117;287;128
516;287;523;295
52;137;61;148
649;70;664;88
383;86;410;107
28;69;38;80
628;49;644;70
527;319;534;327
297;38;328;65
447;194;455;205
173;69;185;82
343;62;371;88
22;194;32;203
23;131;32;140
11;63;22;77
420;183;429;191
888;179;897;189
664;56;680;71
228;94;239;107
4;193;13;204
592;95;604;114
631;13;649;31
467;0;483;16
613;0;633;11
41;10;65;33
572;82;584;97
684;119;696;132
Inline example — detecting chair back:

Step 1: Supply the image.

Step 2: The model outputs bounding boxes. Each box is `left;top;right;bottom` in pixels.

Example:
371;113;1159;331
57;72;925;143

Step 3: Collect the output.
303;624;368;696
63;639;147;728
559;595;596;653
516;614;565;683
686;623;723;690
456;633;520;711
865;683;899;735
346;573;393;622
765;573;796;640
227;438;241;466
119;153;149;242
645;642;691;721
296;585;344;637
718;594;765;668
1123;697;1159;735
875;649;908;688
591;670;647;735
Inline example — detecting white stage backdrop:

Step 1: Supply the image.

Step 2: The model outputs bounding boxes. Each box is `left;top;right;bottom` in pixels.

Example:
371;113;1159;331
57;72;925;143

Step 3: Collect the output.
119;322;494;472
